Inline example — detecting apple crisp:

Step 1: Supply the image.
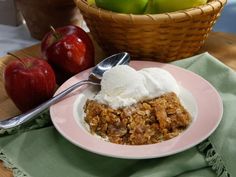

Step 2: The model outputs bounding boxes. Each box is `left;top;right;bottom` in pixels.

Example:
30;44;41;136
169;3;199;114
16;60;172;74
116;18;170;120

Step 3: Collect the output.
84;92;191;145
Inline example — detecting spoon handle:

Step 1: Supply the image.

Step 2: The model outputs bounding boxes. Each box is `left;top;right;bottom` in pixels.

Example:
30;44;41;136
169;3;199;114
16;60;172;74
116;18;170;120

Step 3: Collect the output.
0;79;97;129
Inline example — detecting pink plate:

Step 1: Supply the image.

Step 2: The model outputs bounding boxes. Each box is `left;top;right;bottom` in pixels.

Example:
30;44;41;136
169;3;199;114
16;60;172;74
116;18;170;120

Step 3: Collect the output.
50;61;223;159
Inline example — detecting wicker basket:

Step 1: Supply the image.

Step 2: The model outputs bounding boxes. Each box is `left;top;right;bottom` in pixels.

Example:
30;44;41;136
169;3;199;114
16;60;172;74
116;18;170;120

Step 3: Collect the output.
75;0;227;62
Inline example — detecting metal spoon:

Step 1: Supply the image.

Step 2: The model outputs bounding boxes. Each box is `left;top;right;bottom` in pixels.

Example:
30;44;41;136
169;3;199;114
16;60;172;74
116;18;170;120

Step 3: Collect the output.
0;52;130;129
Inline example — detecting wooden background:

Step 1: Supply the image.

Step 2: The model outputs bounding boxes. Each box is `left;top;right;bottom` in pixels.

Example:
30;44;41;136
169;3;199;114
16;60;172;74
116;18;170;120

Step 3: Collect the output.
0;32;236;177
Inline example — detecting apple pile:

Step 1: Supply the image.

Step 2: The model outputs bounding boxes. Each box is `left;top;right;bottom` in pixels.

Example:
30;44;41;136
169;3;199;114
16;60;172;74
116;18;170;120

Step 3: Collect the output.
89;0;208;14
4;25;94;112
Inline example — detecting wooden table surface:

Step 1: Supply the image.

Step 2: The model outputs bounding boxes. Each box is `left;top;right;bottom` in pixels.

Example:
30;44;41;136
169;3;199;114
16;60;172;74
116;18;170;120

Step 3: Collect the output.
0;32;236;177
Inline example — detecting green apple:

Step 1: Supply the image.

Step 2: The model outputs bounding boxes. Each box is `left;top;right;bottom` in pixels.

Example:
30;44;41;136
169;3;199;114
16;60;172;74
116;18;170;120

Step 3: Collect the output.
145;0;208;14
95;0;149;14
88;0;95;5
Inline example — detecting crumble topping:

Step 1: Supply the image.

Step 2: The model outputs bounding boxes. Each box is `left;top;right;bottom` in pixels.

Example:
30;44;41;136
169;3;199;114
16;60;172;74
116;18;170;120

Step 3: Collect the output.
84;92;191;145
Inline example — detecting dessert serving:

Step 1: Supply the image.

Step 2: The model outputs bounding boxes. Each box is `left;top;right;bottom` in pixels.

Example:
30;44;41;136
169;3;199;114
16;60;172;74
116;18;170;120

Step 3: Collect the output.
84;65;192;145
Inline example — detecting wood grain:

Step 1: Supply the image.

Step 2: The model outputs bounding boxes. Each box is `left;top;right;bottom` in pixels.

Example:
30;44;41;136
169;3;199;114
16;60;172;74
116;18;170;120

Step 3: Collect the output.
0;162;13;177
199;32;236;70
0;32;236;177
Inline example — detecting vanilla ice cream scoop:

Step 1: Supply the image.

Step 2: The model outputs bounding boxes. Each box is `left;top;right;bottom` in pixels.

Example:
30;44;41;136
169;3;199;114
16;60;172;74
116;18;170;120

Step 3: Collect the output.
95;65;149;108
95;65;179;109
139;67;179;99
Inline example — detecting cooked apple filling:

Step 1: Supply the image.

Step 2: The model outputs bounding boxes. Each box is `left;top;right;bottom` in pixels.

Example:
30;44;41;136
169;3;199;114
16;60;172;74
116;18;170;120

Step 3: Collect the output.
84;92;191;145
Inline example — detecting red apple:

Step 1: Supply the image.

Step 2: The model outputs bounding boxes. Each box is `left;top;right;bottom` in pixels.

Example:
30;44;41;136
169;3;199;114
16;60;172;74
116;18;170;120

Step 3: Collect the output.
41;25;95;84
4;57;56;112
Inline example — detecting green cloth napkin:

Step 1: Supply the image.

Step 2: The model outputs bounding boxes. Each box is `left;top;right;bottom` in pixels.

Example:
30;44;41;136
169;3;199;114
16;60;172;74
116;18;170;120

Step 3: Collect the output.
0;53;235;177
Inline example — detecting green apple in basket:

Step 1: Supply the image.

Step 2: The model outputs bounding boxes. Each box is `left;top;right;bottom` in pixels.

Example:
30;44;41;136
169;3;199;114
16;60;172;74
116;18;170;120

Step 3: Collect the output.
87;0;95;5
95;0;149;14
145;0;208;14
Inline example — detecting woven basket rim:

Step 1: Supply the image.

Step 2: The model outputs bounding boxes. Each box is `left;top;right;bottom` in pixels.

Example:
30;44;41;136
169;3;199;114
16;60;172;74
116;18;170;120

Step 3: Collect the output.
75;0;227;23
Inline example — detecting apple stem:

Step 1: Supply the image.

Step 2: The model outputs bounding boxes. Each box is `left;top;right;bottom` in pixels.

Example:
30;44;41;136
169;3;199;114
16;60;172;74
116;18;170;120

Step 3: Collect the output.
50;26;61;41
7;52;27;67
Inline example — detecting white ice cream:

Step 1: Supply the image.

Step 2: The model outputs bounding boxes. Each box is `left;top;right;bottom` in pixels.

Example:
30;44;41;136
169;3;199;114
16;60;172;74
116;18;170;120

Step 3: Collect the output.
94;65;179;109
140;68;179;99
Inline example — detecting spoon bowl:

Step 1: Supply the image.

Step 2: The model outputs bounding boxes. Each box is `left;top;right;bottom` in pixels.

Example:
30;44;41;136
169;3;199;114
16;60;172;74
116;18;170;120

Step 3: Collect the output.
89;52;130;81
0;52;130;129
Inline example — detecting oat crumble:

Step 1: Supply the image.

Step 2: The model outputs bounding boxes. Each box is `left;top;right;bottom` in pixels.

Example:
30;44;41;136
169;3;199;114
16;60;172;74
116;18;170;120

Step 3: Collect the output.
84;92;191;145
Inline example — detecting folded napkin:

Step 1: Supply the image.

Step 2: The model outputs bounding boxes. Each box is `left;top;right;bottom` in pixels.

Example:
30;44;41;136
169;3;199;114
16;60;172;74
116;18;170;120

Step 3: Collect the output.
0;53;235;177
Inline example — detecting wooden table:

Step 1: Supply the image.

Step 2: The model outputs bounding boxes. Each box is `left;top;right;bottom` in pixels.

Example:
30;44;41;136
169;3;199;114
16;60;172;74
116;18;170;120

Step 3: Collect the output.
0;32;236;177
